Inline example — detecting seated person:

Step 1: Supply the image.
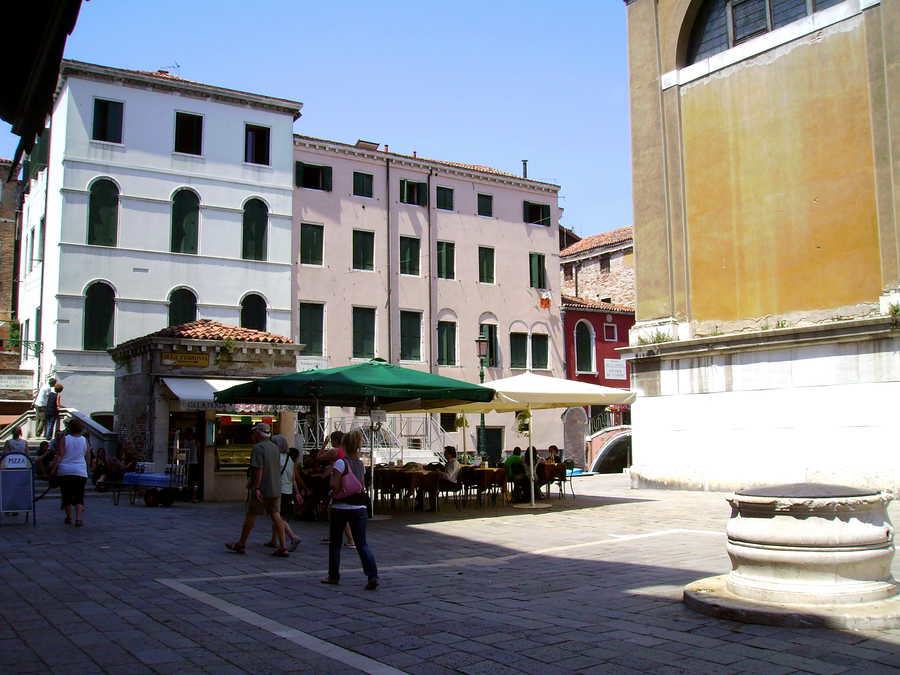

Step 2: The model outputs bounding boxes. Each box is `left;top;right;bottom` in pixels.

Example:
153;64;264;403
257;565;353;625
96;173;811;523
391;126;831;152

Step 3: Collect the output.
522;447;546;500
547;445;563;464
439;447;461;485
504;447;524;471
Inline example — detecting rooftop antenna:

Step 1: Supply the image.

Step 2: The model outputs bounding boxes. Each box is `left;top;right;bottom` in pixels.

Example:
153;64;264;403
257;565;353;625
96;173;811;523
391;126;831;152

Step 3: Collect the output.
160;61;181;74
522;160;528;178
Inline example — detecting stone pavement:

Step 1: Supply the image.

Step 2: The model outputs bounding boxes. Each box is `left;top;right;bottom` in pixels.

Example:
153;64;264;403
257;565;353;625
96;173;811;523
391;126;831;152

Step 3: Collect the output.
0;474;898;674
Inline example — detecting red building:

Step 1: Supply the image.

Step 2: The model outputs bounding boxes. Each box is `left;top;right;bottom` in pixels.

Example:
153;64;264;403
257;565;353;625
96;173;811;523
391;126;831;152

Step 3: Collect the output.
562;294;634;390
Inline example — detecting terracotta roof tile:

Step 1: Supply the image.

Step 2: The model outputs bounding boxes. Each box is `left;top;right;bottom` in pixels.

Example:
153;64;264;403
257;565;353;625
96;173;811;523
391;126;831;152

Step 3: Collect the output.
561;226;633;257
562;294;634;314
132;320;292;345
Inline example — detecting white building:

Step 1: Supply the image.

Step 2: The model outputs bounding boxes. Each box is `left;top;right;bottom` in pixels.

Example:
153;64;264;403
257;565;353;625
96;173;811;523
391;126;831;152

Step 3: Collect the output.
292;136;565;457
17;60;301;417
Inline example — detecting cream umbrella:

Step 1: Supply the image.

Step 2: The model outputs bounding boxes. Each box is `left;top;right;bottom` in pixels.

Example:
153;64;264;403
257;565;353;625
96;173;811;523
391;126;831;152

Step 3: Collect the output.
385;372;636;508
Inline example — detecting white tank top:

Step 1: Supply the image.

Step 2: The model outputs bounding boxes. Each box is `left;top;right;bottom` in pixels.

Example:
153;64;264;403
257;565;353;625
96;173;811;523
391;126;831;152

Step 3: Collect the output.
57;435;89;478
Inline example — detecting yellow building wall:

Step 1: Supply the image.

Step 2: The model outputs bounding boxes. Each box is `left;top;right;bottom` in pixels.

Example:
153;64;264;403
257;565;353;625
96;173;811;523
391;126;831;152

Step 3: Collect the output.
681;24;882;322
622;250;635;268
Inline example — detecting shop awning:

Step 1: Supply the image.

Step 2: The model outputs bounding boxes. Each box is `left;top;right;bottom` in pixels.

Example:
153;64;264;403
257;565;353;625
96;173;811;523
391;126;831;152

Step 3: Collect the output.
162;378;251;409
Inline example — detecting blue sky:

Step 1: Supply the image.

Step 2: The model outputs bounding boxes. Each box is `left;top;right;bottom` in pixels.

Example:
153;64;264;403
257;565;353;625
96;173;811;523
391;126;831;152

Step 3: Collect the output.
0;0;632;236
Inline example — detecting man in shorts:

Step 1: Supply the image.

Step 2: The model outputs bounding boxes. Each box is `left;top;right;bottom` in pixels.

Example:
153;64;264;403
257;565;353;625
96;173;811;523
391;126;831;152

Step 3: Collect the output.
226;423;290;556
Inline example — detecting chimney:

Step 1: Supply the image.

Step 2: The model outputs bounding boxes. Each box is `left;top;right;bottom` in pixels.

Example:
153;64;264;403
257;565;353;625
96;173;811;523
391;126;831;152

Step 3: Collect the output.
412;150;417;158
522;160;528;178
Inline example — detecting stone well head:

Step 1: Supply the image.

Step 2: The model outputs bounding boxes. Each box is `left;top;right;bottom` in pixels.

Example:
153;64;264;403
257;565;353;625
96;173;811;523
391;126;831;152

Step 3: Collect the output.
725;483;896;606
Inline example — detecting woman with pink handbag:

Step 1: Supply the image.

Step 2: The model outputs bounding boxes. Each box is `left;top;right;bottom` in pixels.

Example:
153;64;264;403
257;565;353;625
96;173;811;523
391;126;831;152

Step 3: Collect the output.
321;429;378;590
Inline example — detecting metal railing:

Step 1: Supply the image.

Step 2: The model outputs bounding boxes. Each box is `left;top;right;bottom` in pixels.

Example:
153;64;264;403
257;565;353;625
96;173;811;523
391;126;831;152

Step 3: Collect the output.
0;338;43;358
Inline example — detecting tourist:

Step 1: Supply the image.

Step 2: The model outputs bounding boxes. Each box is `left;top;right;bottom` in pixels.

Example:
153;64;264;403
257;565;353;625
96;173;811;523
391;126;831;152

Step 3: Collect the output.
524;447;546;500
35;441;54;479
45;382;64;440
226;422;290;557
3;426;27;454
438;446;461;485
321;429;378;590
32;377;56;438
54;418;90;526
267;435;300;552
504;446;524;471
547;445;563;464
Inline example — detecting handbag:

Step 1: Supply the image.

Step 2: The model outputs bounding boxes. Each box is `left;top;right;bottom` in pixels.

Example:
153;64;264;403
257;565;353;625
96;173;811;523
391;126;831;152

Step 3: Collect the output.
332;461;364;500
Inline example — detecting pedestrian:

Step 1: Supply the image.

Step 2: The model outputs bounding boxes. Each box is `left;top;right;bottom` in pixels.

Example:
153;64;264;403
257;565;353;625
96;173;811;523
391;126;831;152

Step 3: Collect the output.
2;427;27;454
226;422;291;557
33;377;56;438
266;435;300;552
53;417;90;526
45;382;64;440
321;429;378;590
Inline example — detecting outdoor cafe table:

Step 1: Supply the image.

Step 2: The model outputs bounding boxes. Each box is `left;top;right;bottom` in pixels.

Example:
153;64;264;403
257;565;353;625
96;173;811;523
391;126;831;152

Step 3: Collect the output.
374;466;506;510
536;462;566;498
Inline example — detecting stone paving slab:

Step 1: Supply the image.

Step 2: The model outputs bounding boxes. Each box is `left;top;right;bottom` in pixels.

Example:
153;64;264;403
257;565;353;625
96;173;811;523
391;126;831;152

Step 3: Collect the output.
0;474;898;673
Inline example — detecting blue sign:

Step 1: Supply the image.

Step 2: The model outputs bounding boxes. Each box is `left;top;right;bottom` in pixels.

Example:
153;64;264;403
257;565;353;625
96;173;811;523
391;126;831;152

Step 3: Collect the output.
0;451;36;526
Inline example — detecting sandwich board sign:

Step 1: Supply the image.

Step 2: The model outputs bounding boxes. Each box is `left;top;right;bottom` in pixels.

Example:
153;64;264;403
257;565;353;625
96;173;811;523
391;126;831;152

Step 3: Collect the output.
0;451;36;526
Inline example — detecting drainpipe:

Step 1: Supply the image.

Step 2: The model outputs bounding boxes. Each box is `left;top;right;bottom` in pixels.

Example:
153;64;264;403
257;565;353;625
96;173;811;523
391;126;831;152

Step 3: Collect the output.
385;157;393;361
426;168;435;373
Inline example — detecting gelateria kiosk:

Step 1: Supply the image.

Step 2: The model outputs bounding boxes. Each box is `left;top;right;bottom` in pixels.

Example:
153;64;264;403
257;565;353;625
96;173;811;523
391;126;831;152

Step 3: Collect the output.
110;321;303;501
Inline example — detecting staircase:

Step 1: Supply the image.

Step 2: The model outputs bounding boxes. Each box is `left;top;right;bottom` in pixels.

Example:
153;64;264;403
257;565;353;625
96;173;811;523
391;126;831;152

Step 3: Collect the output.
0;408;119;459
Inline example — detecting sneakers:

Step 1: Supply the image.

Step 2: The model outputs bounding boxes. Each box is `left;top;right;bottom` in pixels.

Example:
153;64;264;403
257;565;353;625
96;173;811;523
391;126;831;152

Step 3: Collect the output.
365;578;379;591
320;577;340;585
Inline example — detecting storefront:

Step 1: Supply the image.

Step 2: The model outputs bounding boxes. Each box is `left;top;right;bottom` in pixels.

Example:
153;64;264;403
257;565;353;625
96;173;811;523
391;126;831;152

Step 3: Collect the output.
110;320;303;501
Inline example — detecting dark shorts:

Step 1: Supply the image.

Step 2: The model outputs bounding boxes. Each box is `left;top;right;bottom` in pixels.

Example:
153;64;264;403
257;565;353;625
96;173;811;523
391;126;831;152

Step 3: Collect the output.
59;476;87;506
247;495;280;516
280;493;294;519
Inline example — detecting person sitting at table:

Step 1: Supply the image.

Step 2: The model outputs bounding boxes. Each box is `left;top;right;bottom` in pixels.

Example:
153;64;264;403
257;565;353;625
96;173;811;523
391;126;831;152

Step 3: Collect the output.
504;447;524;472
439;446;461;484
547;445;563;464
522;447;546;500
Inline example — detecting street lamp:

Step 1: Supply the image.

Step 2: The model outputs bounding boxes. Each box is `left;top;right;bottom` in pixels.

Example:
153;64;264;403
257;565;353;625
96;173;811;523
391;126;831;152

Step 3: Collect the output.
474;334;489;462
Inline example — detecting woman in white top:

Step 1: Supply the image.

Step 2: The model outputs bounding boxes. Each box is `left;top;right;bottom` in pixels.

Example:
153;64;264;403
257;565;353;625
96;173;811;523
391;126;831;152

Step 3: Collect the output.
321;429;378;590
54;417;90;526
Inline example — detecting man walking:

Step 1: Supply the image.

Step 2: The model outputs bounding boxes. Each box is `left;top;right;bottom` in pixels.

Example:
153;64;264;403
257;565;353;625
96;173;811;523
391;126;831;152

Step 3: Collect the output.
226;423;290;557
33;377;56;438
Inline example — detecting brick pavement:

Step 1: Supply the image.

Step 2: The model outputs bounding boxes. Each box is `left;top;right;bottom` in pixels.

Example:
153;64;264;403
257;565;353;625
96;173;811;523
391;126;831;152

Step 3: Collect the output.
0;474;898;674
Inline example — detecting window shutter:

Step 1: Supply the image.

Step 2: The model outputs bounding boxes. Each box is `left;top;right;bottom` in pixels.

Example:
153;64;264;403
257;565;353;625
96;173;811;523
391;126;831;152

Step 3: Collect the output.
417;182;428;207
400;311;421;361
531;334;548;369
529;253;538;288
88;180;119;247
400;179;408;203
437;321;456;365
510;333;528;369
322;166;333;191
541;204;551;226
298;303;324;356
294;162;303;187
353;307;375;358
446;243;454;279
523;202;529;222
576;323;593;372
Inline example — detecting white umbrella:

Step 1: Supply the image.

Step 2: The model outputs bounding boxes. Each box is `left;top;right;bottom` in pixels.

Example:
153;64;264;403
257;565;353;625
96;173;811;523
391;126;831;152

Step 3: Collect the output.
386;373;636;508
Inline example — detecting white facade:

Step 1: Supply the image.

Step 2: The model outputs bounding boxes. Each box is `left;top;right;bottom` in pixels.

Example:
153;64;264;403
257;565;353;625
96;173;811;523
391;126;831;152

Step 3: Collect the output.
292;136;565;454
17;61;300;415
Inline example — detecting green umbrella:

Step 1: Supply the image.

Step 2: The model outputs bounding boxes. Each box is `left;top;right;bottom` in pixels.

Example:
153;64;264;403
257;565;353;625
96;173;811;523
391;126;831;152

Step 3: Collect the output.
214;358;494;407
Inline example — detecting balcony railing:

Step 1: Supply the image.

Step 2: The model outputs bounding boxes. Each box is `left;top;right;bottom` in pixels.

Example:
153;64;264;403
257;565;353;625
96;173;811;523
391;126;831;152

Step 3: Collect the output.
0;339;43;358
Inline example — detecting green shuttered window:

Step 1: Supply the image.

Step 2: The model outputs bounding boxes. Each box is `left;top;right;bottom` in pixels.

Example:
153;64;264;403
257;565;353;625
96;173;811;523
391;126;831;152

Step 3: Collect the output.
437;241;454;279
575;322;594;373
295;162;333;191
479;323;498;367
88;179;118;247
298;303;324;356
400;236;420;275
171;189;199;254
400;311;421;361
510;333;528;369
436;186;453;210
437;321;456;365
168;288;197;327
352;307;376;358
477;193;493;217
529;253;547;289
523;201;551;226
478;247;494;284
352;230;374;270
300;223;324;265
531;334;549;369
353;172;373;197
84;282;115;350
242;199;268;261
400;179;427;206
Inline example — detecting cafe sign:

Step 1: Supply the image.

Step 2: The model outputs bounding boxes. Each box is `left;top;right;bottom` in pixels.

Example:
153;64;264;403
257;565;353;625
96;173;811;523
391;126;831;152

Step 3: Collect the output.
163;352;210;368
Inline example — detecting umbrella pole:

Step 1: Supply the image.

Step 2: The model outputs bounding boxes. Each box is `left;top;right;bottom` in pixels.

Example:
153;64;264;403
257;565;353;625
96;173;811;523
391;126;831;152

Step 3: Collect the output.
528;405;535;507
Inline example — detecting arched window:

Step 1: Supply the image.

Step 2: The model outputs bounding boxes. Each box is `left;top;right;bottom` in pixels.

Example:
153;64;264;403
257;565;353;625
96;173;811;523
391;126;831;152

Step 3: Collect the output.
240;293;267;331
168;288;197;326
171;189;199;254
84;281;115;350
575;321;595;374
686;0;843;65
88;179;119;246
241;198;267;261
